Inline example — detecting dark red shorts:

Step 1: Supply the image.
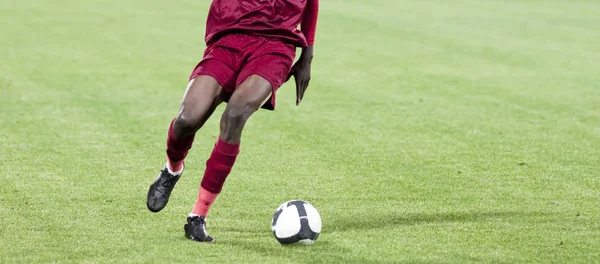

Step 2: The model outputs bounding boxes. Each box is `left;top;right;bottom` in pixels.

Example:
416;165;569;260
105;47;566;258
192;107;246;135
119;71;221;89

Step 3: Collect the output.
189;33;297;110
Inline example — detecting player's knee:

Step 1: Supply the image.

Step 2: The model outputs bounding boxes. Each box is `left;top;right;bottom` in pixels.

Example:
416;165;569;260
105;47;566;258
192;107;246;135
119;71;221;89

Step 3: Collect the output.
220;103;256;142
223;102;256;125
174;113;201;138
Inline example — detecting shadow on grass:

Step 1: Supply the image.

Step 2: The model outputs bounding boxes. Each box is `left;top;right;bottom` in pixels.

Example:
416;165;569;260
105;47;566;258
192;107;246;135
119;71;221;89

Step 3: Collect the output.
206;210;544;263
223;239;392;264
327;210;544;232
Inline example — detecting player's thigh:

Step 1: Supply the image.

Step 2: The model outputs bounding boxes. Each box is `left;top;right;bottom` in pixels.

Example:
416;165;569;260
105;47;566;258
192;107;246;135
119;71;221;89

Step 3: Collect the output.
236;49;295;110
177;75;223;127
227;75;273;114
191;36;245;94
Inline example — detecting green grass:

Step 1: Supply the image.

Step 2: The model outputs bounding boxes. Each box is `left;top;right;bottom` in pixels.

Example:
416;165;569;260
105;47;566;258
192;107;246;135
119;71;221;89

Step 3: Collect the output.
1;0;599;263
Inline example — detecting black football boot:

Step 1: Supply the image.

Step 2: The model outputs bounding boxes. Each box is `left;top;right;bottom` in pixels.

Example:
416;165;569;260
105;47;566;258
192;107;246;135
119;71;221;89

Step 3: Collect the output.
184;215;215;243
146;164;183;212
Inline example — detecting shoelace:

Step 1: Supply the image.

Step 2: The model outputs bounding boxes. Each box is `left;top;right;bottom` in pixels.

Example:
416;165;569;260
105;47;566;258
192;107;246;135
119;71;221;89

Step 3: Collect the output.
161;171;178;187
163;177;174;187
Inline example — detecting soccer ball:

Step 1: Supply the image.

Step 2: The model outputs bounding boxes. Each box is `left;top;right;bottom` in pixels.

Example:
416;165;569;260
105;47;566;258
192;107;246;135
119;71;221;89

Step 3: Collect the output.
271;200;321;245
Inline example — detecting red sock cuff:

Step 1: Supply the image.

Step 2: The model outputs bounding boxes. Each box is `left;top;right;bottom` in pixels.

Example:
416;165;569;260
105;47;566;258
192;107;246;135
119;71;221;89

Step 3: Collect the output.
216;138;240;155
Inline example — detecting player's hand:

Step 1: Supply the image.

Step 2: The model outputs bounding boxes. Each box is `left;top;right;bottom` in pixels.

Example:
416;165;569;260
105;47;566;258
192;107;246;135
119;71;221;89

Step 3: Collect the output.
287;46;314;106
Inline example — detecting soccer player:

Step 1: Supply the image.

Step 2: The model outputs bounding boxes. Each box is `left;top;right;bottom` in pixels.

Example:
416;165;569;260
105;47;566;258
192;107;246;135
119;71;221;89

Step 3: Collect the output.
146;0;319;243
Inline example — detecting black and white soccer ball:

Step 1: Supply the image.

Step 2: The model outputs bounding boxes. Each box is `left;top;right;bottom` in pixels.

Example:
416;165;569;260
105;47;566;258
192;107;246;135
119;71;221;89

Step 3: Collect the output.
271;200;321;245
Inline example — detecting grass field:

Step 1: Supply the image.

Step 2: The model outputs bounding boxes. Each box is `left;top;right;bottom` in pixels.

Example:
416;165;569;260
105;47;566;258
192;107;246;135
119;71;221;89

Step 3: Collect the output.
1;0;600;263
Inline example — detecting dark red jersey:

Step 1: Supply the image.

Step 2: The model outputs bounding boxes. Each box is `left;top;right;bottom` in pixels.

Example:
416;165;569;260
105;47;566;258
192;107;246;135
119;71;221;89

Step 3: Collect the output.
204;0;319;47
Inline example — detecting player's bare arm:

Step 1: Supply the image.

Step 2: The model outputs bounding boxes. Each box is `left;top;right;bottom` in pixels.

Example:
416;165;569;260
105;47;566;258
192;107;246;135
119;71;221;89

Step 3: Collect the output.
290;45;313;105
289;0;319;106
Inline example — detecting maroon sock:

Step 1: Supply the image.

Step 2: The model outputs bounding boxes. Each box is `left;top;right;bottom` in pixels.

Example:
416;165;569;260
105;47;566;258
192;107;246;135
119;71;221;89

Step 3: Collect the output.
166;118;195;171
200;138;240;194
